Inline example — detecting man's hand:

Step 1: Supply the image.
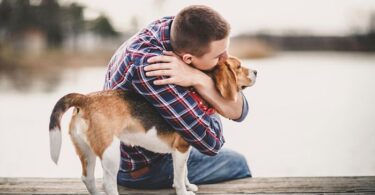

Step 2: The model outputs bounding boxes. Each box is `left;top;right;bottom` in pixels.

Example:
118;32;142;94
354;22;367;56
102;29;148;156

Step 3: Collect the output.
145;51;243;120
145;51;204;87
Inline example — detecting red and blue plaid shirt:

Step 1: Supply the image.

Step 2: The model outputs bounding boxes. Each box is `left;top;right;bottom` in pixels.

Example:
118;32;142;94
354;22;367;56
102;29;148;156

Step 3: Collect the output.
104;17;246;172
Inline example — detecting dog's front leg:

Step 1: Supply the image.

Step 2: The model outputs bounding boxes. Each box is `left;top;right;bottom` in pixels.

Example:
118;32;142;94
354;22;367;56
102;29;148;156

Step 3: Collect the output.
184;161;198;192
172;150;195;195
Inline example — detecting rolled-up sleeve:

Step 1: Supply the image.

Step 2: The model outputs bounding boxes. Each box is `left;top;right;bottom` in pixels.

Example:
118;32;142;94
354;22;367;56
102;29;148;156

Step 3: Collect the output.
232;92;249;122
130;65;225;156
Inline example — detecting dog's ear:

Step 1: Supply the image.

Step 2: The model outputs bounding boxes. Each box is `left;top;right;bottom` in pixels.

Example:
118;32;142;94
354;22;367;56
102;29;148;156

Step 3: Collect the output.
213;60;238;101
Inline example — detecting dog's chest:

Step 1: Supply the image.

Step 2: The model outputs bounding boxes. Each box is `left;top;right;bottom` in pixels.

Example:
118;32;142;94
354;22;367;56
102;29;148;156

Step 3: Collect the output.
119;127;173;153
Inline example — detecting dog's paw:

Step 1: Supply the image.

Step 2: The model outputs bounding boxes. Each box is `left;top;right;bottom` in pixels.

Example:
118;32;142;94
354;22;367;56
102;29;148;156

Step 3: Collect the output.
176;189;195;195
186;183;198;192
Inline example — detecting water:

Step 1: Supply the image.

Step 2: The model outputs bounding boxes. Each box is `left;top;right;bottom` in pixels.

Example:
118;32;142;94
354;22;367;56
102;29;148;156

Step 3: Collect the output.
0;52;374;178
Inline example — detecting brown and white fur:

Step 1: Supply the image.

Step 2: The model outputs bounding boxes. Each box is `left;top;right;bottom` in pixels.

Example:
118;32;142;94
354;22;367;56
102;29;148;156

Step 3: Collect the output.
49;56;257;195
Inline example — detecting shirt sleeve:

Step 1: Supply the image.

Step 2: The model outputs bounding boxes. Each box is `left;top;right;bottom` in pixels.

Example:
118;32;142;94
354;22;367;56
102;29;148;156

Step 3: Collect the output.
130;65;225;156
232;92;249;122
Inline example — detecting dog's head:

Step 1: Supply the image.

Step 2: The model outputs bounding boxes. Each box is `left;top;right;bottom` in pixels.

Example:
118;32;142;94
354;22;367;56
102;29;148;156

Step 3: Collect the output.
213;56;257;100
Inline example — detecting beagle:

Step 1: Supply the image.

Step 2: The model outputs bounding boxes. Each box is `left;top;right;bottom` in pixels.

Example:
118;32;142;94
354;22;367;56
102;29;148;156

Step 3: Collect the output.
49;56;257;195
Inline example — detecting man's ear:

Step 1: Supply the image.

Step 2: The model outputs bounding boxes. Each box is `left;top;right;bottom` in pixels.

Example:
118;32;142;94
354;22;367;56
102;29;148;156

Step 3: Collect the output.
213;61;238;101
182;53;193;64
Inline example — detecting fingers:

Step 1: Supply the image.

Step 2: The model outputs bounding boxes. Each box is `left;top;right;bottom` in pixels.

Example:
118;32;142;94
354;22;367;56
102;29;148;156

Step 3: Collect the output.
145;51;181;86
147;50;179;63
153;78;174;85
144;63;171;71
146;69;172;77
147;54;174;64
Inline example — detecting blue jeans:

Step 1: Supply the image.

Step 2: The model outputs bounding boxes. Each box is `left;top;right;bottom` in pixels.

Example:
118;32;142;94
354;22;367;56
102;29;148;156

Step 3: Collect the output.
117;147;252;189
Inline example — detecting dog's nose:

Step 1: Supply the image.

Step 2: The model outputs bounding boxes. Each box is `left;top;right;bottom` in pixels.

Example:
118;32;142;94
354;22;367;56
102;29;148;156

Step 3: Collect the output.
253;70;258;77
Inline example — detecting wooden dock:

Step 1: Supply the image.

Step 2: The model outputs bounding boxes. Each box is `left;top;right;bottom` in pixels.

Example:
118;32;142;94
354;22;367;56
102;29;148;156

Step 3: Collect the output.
0;176;374;194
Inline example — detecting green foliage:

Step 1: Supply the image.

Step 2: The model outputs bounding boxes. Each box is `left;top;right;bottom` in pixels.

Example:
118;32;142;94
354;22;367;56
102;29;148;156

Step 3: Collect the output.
90;15;119;37
0;0;118;48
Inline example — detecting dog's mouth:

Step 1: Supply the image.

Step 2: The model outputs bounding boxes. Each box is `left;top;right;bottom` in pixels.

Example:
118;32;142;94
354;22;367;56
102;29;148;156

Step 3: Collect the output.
239;74;256;90
240;81;254;90
238;68;257;90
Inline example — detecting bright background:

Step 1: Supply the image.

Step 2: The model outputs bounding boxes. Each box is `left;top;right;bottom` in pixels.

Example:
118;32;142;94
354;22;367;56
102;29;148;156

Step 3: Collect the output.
0;0;374;178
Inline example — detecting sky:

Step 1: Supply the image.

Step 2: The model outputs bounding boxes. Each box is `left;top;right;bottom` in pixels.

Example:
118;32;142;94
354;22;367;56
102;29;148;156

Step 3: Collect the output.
61;0;375;36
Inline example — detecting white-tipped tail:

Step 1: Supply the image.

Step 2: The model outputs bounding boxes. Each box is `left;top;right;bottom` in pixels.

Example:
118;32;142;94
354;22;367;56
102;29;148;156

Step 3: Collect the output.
50;127;62;164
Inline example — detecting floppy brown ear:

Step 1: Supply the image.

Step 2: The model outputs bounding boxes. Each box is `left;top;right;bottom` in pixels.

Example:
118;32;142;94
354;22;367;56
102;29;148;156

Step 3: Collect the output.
213;61;238;101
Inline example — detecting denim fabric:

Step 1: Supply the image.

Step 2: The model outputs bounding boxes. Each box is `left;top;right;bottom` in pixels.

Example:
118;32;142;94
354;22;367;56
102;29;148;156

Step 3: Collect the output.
117;147;251;189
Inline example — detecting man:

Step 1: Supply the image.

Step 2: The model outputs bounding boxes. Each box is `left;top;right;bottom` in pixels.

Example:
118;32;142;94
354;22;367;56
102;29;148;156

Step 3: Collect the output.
104;5;251;189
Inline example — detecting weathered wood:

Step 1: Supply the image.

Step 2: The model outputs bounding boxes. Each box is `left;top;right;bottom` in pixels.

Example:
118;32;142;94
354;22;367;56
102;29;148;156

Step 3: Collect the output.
0;177;374;194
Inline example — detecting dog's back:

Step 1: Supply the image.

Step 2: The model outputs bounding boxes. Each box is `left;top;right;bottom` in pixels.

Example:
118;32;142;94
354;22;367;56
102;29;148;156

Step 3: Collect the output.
49;90;180;162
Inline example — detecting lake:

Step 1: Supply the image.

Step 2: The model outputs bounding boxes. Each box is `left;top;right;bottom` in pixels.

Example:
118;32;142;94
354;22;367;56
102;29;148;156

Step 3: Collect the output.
0;52;374;178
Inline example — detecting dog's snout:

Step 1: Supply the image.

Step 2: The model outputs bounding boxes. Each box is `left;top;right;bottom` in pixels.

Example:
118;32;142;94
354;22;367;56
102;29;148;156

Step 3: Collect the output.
253;70;258;77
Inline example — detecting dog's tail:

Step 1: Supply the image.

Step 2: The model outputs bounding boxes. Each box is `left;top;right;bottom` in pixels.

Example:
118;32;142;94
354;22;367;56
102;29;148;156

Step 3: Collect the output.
49;93;86;164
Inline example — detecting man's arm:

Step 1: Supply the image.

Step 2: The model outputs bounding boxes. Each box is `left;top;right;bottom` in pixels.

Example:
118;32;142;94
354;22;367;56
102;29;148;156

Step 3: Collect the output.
145;53;249;121
193;71;244;120
131;64;225;156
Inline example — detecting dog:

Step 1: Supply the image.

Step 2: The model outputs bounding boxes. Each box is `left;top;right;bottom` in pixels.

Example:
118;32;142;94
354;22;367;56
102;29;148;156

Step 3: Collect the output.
49;56;257;195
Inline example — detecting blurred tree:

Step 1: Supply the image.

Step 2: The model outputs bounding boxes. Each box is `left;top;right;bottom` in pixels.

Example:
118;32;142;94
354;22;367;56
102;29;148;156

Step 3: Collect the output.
90;15;118;37
61;3;84;50
0;0;12;30
67;3;84;36
0;0;119;50
38;0;63;47
369;12;375;34
9;0;36;34
0;0;11;46
366;12;375;51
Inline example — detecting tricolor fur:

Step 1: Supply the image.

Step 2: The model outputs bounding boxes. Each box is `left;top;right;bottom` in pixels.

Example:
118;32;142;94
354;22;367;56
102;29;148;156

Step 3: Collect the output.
49;56;257;195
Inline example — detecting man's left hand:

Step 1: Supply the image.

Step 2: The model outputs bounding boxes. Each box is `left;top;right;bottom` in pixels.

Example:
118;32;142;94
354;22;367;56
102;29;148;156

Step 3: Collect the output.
145;51;204;87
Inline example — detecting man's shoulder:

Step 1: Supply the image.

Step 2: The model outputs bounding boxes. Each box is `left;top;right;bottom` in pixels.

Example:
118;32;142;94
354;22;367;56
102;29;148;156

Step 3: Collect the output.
146;16;174;31
111;16;173;69
129;16;173;49
114;36;160;67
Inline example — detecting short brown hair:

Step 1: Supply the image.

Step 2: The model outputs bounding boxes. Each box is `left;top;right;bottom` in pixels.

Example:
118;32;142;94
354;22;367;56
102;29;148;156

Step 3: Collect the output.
171;5;230;57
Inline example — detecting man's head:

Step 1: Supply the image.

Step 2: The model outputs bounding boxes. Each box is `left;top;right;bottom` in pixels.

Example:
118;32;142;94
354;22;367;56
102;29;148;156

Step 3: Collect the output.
171;5;230;71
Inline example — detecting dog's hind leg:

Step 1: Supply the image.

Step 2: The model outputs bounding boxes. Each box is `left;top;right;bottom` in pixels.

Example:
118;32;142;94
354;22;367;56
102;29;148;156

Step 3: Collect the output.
78;143;100;195
172;150;195;195
69;116;101;195
101;138;121;195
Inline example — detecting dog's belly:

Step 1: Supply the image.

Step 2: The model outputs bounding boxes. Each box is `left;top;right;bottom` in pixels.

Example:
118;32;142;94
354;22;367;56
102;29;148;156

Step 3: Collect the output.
118;126;173;153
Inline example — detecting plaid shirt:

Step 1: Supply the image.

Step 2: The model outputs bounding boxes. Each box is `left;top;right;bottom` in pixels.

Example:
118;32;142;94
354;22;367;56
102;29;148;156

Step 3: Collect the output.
104;16;247;172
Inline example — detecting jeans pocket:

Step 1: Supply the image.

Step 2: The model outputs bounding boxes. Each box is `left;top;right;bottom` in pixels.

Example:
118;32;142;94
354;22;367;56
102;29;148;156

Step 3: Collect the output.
118;169;151;182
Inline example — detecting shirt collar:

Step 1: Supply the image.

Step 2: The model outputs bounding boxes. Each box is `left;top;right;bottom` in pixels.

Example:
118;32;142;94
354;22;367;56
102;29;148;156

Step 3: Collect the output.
158;16;174;51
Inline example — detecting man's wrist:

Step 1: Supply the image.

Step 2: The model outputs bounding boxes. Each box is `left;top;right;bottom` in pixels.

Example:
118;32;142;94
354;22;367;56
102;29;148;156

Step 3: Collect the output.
192;70;211;89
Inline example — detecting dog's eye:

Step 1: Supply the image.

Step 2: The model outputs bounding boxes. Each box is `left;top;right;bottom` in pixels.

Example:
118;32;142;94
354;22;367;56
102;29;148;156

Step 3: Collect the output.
237;64;242;69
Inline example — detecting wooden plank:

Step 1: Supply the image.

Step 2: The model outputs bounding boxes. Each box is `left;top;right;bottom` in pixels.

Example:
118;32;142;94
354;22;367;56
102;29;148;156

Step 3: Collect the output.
0;177;374;194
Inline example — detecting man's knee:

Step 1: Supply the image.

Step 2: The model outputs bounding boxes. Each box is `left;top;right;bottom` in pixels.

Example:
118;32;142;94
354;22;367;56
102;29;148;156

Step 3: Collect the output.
220;148;251;177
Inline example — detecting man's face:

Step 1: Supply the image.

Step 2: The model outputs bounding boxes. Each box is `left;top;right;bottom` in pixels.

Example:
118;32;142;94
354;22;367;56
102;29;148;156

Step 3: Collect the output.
191;37;229;71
